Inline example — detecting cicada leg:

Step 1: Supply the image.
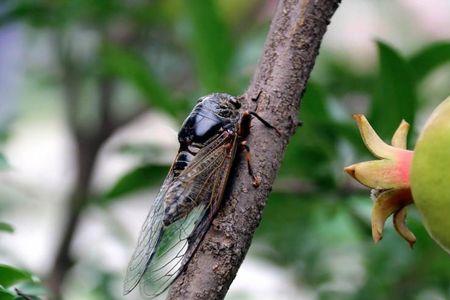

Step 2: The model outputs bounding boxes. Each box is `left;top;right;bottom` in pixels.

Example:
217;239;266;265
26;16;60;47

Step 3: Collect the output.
239;111;281;137
248;111;281;136
238;110;280;188
240;140;261;188
239;111;252;138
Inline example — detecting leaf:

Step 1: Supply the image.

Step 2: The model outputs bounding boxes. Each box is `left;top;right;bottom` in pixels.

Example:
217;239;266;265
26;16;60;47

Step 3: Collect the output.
100;45;185;117
102;164;168;202
0;223;14;234
300;82;330;123
409;42;450;82
318;57;375;97
13;281;46;300
183;0;234;91
0;0;125;28
0;286;16;300
0;265;33;288
370;41;418;141
281;82;337;185
0;1;51;27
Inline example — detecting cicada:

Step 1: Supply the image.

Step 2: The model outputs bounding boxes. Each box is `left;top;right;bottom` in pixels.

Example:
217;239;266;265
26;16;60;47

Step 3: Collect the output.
123;93;276;297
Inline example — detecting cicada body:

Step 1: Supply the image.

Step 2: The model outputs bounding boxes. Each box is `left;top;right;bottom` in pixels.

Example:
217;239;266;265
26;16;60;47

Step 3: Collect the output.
123;93;244;297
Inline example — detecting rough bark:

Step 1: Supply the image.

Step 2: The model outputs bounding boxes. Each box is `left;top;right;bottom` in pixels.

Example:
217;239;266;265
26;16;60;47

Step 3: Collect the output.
168;0;341;299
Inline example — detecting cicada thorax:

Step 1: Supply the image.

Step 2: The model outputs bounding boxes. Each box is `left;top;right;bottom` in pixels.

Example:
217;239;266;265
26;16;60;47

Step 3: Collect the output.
162;94;241;227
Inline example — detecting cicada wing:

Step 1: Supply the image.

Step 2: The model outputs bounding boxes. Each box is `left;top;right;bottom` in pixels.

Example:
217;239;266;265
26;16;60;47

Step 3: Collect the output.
138;134;238;297
123;173;173;295
180;149;235;266
138;204;208;297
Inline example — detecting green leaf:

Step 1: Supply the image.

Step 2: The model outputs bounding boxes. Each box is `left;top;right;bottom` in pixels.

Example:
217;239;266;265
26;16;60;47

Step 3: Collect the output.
102;164;168;202
0;286;16;300
101;45;184;117
0;265;33;288
0;223;14;234
0;1;51;27
183;0;234;91
0;0;124;28
281;82;337;185
370;41;418;140
409;42;450;82
300;82;330;123
13;282;45;300
317;57;375;97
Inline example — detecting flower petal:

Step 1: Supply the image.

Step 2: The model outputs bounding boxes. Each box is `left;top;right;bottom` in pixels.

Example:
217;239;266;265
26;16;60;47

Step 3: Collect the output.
371;188;413;243
353;114;401;159
344;159;410;189
391;120;410;149
393;206;416;248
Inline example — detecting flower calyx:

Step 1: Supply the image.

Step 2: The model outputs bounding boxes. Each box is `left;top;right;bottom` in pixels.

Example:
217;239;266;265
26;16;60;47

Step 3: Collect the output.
344;115;416;247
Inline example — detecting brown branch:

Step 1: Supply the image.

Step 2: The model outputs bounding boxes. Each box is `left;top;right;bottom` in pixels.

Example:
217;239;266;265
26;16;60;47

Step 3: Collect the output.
168;1;341;299
48;77;149;300
47;18;155;296
47;72;113;300
47;30;148;299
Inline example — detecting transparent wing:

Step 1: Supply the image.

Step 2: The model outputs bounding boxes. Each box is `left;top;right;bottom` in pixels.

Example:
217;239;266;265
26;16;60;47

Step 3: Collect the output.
123;173;174;295
178;151;235;269
123;131;237;297
139;204;207;297
139;134;238;297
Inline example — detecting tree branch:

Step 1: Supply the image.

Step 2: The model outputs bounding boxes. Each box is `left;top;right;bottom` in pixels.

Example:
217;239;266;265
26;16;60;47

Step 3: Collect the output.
168;1;341;299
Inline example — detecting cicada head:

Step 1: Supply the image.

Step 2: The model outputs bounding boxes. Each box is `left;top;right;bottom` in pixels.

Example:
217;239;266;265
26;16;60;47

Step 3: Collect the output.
178;93;241;148
198;93;241;122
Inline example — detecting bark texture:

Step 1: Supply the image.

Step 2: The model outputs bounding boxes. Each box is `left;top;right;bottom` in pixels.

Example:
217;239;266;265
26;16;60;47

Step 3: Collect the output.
168;0;341;299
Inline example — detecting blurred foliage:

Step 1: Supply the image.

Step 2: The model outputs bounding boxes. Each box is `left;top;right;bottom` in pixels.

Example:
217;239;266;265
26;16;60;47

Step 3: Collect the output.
410;42;450;82
0;153;7;170
0;156;44;299
0;229;45;299
371;41;417;141
183;0;234;92
1;0;450;300
102;164;168;203
0;222;14;234
0;264;34;289
100;44;187;117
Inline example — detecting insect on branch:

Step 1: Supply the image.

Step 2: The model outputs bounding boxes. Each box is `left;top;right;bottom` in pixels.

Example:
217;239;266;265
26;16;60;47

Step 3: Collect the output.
167;0;341;299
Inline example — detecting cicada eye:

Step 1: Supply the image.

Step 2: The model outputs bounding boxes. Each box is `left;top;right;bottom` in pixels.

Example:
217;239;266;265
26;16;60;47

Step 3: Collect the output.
231;100;241;109
219;110;231;118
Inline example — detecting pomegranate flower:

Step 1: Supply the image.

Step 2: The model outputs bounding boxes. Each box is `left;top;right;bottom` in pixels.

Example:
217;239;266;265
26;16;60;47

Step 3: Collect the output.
344;115;415;247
